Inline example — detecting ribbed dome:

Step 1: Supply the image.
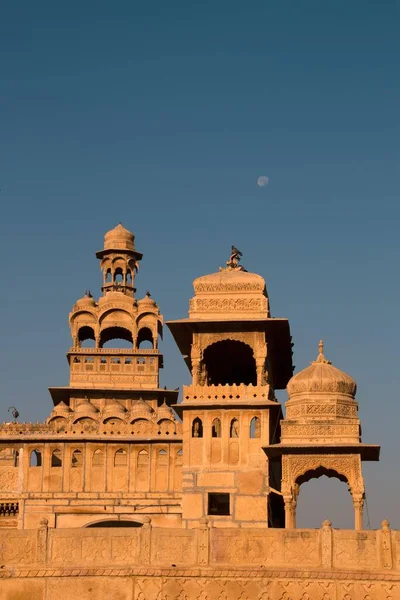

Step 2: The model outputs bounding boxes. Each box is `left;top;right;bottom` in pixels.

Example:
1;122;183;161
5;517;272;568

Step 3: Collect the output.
76;292;96;307
130;398;154;416
193;269;266;294
157;400;175;421
104;223;135;251
287;341;357;398
103;399;126;416
138;291;157;309
75;398;99;415
49;401;72;421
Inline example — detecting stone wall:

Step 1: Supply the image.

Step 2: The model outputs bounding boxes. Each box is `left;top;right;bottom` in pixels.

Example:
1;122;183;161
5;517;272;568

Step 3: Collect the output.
1;520;399;599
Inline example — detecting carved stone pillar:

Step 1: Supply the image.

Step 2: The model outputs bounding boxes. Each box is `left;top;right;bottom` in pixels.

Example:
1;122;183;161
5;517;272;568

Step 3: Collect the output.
321;519;333;568
192;359;201;386
380;519;393;569
37;517;48;564
284;497;296;529
197;517;210;566
255;359;265;386
140;516;152;563
353;496;364;530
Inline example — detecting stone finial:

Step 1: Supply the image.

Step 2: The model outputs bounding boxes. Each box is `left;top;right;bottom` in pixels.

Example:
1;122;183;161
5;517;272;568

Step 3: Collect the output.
322;519;332;529
315;340;331;365
381;519;390;530
142;516;151;527
38;517;48;529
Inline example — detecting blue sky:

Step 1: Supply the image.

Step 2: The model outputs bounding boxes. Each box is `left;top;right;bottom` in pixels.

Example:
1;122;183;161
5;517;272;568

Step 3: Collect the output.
0;1;398;528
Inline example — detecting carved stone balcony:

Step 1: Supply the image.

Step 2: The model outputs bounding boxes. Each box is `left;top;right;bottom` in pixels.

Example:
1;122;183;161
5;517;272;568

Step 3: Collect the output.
68;350;160;389
182;383;275;406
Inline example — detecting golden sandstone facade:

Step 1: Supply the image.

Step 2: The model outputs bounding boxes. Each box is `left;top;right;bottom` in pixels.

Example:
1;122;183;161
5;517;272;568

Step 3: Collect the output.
0;225;398;600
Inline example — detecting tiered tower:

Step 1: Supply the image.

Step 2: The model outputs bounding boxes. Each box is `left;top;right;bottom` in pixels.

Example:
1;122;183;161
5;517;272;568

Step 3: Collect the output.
168;249;293;528
50;223;176;413
264;342;380;529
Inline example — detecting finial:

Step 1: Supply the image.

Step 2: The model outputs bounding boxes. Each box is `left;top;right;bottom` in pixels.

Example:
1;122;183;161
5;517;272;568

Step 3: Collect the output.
146;290;151;297
314;339;331;364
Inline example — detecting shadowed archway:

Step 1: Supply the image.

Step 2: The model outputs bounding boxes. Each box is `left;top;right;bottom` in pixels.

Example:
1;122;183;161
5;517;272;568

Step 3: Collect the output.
203;340;256;385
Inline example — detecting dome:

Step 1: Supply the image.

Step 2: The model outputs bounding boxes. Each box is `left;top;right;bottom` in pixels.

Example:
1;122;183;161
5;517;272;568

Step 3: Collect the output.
138;291;157;309
76;292;96;308
104;223;135;251
49;401;72;421
190;268;269;319
75;398;99;415
103;399;126;416
157;400;175;421
130;398;154;417
287;341;357;398
193;269;266;295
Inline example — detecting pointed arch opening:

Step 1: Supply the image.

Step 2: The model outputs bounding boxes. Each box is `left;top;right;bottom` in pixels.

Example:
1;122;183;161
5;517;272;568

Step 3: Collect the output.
250;417;261;439
212;418;221;438
192;417;203;438
51;449;62;467
30;449;42;467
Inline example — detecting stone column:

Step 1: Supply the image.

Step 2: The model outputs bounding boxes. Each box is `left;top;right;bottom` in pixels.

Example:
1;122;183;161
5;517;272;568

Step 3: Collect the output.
256;359;265;386
284;497;296;529
353;496;364;530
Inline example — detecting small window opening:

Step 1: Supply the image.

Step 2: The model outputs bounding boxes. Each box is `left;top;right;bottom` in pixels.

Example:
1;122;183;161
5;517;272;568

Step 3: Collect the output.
212;418;221;438
51;449;62;467
192;417;203;438
137;357;146;365
230;418;240;438
208;493;230;516
250;417;261;439
30;450;42;467
71;449;83;467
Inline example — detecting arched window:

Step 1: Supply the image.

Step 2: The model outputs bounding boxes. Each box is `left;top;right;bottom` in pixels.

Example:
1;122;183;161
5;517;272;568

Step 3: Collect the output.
30;449;42;467
230;418;240;438
114;449;127;466
78;326;95;348
100;326;133;349
114;268;124;283
137;327;154;349
105;269;112;283
296;474;354;529
192;417;203;438
92;449;104;466
203;340;256;385
51;449;62;467
137;449;149;466
71;449;83;467
212;418;221;438
250;417;261;439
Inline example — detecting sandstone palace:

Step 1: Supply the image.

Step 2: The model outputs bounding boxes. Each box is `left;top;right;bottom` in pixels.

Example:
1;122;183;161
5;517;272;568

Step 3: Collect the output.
0;224;398;599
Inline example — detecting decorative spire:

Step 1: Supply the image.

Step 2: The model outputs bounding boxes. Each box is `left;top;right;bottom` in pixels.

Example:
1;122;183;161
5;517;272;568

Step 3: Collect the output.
314;339;331;364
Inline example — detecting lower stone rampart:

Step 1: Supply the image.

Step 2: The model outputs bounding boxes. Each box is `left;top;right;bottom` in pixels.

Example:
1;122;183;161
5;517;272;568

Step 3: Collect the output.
1;520;399;599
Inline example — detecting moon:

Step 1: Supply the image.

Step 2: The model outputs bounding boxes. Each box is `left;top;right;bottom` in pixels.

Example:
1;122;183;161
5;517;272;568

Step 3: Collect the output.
257;176;269;187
